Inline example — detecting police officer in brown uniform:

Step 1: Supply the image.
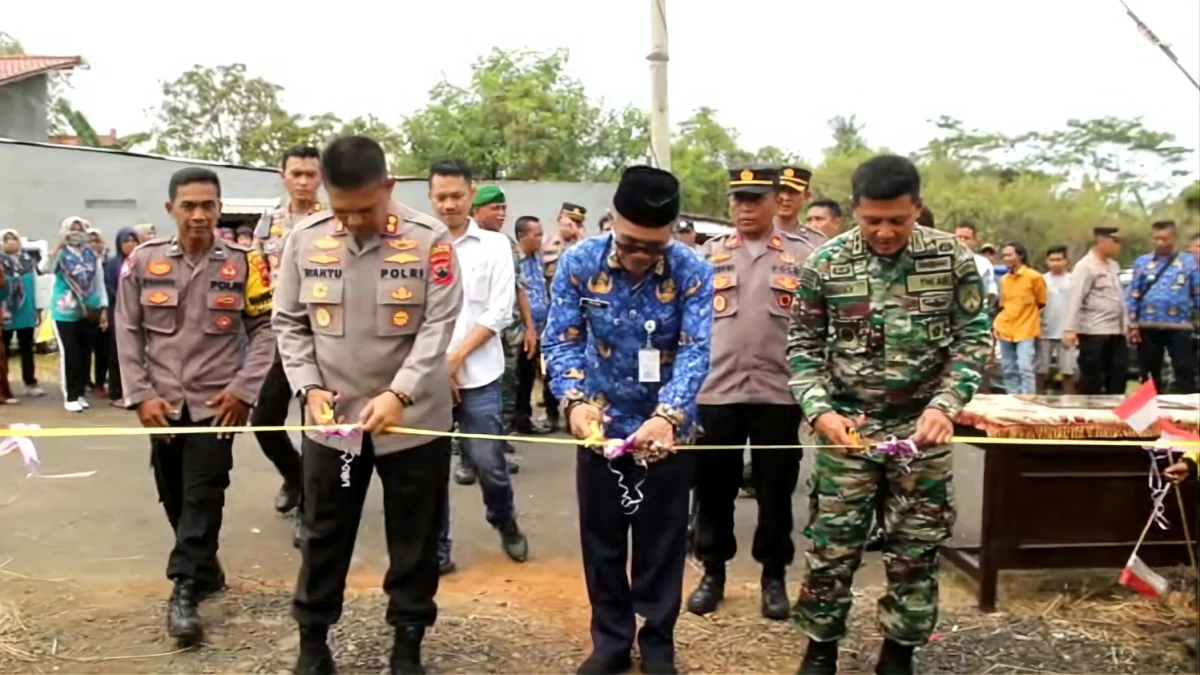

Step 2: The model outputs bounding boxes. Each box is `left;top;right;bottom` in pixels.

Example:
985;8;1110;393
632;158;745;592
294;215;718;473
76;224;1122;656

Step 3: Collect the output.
687;165;821;621
542;201;587;283
253;145;326;517
774;166;818;238
115;167;276;645
273;137;462;675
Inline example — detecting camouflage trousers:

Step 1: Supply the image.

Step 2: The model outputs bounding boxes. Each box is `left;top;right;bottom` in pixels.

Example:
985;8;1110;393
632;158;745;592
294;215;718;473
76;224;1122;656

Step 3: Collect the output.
794;445;955;646
500;325;523;427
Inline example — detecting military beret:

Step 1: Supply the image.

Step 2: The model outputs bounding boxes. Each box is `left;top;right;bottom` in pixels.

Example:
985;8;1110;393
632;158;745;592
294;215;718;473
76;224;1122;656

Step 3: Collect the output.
472;184;505;208
613;166;681;229
1093;226;1120;238
727;165;779;195
779;166;813;192
561;202;587;222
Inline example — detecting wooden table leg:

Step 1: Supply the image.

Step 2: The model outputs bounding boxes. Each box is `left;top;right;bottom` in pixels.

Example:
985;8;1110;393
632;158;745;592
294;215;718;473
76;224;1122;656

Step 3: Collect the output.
975;445;1007;612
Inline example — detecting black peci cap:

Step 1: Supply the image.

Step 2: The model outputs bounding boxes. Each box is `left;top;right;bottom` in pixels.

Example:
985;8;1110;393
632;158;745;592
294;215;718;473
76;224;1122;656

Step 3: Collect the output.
613;166;681;228
1093;226;1120;239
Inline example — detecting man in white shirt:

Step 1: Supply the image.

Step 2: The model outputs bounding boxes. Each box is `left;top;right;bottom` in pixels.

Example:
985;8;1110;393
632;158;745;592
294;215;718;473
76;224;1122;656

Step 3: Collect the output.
1037;245;1077;393
953;223;998;303
428;160;528;573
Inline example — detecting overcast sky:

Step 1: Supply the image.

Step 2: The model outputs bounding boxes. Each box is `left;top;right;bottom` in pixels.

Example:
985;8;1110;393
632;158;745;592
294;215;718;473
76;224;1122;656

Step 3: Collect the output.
6;0;1199;175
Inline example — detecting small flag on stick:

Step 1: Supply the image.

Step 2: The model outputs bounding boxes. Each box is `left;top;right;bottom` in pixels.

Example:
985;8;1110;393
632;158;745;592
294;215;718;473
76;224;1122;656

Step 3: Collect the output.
1119;554;1170;599
1115;379;1160;434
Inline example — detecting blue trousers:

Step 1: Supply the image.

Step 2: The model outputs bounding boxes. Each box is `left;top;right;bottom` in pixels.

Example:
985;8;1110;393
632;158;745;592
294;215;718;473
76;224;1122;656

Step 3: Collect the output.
439;379;514;559
1000;338;1036;395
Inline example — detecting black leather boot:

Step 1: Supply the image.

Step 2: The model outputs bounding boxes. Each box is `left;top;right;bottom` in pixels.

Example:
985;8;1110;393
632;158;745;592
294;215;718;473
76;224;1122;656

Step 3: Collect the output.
685;571;725;615
294;625;335;675
166;580;202;646
797;639;838;675
389;626;426;675
576;652;632;674
276;481;302;513
875;639;915;675
760;576;790;621
499;518;529;562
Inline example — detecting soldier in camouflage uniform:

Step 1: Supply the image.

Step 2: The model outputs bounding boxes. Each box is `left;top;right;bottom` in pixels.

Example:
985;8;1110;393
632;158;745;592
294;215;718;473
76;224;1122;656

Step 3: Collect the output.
786;156;991;675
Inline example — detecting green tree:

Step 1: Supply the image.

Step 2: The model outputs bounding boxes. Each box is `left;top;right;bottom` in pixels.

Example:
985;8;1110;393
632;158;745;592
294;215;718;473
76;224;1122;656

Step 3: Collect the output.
400;48;647;180
149;64;336;166
670;107;753;217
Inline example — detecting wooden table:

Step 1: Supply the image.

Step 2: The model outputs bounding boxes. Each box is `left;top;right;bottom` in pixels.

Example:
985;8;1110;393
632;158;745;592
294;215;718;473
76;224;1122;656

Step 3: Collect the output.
942;394;1200;612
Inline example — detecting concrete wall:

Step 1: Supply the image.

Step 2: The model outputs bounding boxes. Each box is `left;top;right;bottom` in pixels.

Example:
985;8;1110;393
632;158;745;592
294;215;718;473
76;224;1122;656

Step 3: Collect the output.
0;141;618;244
0;75;49;142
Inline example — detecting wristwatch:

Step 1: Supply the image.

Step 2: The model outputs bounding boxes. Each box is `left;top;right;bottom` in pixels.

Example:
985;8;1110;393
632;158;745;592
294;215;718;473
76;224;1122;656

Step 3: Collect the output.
387;388;414;407
297;384;323;399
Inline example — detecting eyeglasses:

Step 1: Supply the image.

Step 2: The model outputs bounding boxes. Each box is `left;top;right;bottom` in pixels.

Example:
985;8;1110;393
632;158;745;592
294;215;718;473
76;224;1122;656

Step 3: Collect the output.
614;234;669;256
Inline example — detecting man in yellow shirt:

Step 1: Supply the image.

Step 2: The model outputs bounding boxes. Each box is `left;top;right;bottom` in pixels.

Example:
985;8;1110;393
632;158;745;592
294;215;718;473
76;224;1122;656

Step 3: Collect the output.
995;243;1047;395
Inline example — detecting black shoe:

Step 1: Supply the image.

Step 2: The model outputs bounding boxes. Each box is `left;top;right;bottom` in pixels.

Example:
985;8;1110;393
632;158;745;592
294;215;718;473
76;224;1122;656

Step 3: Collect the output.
276;482;302;513
686;573;725;615
194;559;227;602
576;652;632;675
166;580;202;646
545;417;560;433
865;526;885;552
507;458;520;474
798;639;838;675
389;626;426;675
642;661;678;675
760;577;790;621
875;639;915;675
439;556;457;575
453;463;478;486
294;625;335;675
499;518;529;562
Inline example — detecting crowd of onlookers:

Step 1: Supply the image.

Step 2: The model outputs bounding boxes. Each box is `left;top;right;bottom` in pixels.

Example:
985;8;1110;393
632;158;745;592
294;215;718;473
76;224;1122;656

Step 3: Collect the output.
956;220;1200;396
0;219;156;409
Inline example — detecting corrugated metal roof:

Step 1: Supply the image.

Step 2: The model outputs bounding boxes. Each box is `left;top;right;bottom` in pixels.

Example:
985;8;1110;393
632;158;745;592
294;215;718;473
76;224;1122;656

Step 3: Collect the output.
0;55;85;86
0;137;278;173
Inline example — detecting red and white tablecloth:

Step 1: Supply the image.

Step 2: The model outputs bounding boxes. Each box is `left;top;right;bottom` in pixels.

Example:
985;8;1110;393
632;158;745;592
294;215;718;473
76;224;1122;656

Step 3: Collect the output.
958;394;1200;439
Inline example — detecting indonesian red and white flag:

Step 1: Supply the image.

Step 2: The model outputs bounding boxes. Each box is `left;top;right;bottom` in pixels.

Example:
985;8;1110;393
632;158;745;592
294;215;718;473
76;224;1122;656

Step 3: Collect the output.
1157;419;1200;448
1119;554;1169;599
1115;379;1160;434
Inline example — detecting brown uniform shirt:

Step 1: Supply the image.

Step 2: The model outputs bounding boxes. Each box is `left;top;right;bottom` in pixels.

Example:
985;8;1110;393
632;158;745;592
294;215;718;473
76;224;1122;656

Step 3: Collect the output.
697;227;821;406
115;237;276;419
255;200;325;283
272;203;463;456
1064;250;1126;336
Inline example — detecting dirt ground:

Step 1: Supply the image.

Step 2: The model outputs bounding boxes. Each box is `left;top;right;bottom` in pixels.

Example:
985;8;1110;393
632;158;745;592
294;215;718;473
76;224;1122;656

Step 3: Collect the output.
0;391;1196;674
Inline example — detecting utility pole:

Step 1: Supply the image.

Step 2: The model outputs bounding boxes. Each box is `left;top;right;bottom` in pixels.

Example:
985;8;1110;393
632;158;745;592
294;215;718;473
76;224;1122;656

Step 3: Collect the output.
648;0;671;170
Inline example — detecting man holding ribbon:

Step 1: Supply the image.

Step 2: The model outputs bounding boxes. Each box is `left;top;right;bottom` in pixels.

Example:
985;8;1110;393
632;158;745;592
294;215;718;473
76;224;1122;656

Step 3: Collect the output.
272;136;462;675
542;165;713;675
786;155;991;675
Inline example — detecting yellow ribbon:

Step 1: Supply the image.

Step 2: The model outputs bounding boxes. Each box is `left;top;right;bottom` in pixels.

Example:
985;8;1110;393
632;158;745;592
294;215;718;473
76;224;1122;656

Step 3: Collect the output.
4;423;1198;450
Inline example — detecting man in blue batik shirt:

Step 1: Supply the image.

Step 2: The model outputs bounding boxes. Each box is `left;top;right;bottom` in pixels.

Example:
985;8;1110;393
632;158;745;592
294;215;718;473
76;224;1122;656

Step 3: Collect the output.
1126;219;1199;393
513;214;554;433
543;166;713;675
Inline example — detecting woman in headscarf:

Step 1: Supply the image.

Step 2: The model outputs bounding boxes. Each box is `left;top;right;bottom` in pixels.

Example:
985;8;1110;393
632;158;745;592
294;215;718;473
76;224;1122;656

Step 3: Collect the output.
103;227;139;405
1;229;44;399
48;216;108;413
86;227;112;396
